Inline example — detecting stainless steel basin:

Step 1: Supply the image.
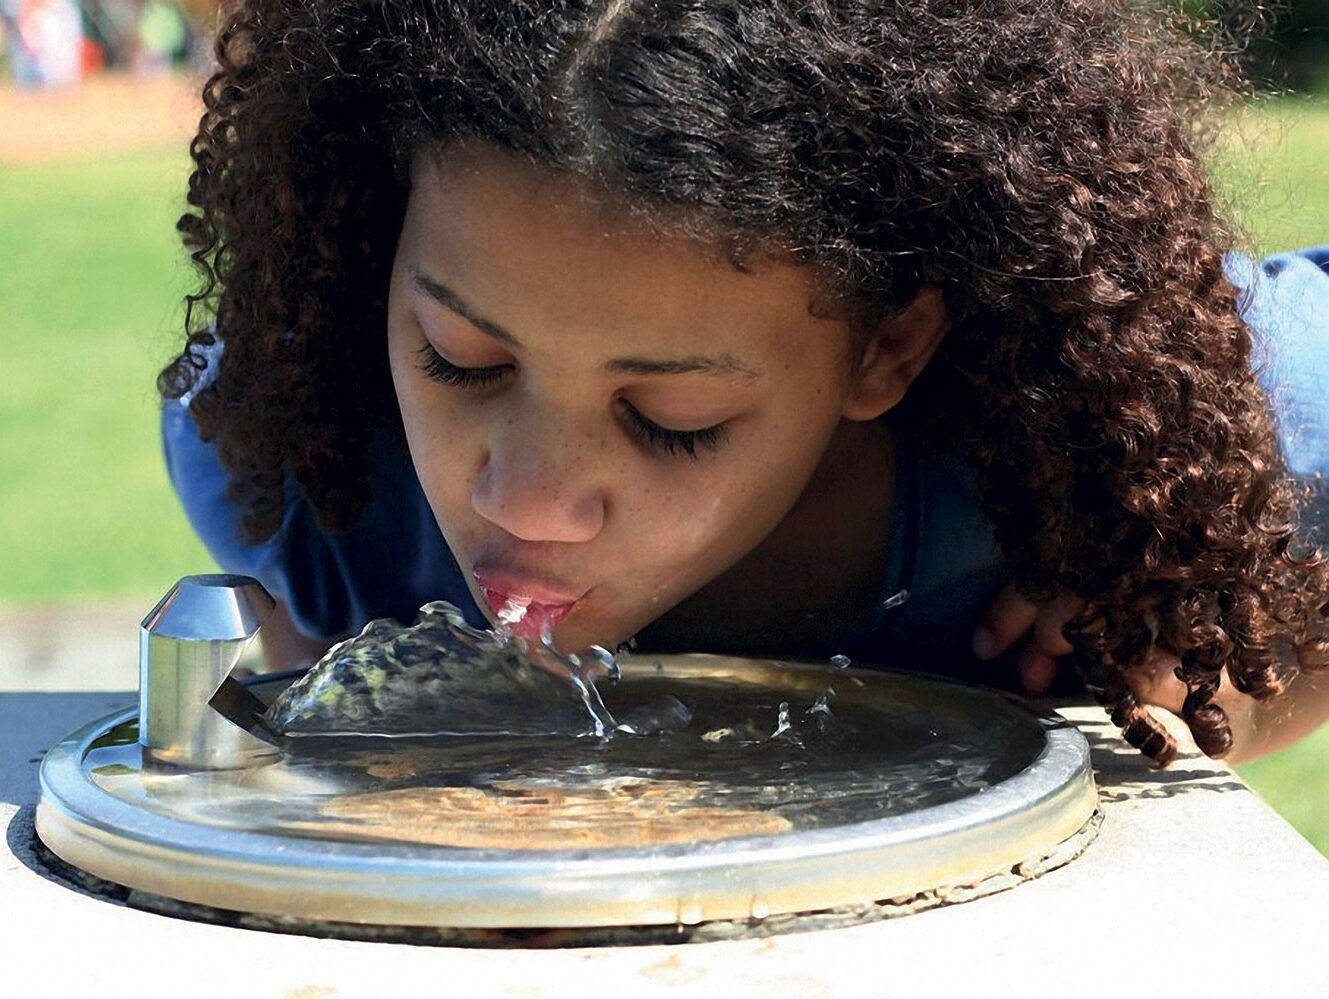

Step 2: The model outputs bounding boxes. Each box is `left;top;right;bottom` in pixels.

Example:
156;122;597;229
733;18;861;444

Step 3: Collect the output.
38;650;1097;930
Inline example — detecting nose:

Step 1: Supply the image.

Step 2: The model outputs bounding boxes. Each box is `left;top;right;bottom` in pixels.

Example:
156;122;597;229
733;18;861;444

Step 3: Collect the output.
470;408;607;544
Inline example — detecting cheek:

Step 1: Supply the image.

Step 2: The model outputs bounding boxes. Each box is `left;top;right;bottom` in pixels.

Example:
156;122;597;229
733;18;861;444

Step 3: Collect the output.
387;342;479;519
610;444;809;576
386;319;422;425
623;482;730;551
409;417;479;515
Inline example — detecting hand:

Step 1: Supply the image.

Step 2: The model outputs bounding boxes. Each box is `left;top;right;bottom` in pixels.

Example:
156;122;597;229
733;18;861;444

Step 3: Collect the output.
971;585;1082;695
972;584;1260;758
971;584;1188;704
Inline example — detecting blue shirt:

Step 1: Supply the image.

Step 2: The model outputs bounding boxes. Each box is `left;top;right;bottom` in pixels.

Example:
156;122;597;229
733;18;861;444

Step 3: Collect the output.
162;248;1329;677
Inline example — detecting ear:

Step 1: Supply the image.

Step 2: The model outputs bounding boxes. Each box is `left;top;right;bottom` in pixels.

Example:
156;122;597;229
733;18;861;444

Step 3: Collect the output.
841;285;950;421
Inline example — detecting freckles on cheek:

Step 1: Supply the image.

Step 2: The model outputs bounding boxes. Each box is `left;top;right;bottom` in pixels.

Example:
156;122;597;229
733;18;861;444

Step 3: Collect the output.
632;489;733;562
395;393;475;515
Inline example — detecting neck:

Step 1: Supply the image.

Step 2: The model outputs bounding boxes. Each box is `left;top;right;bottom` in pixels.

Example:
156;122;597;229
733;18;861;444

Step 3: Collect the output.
637;419;897;657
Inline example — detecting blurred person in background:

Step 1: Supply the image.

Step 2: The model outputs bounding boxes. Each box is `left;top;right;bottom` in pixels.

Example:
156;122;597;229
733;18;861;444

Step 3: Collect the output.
4;0;81;87
134;0;187;74
81;0;142;71
1;0;203;83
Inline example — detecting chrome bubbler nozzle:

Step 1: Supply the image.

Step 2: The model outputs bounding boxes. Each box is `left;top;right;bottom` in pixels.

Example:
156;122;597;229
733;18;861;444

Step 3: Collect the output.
138;574;276;769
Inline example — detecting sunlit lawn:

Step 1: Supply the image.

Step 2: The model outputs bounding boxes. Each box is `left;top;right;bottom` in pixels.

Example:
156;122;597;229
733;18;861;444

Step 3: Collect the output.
0;150;212;599
1216;98;1329;253
1;99;1326;852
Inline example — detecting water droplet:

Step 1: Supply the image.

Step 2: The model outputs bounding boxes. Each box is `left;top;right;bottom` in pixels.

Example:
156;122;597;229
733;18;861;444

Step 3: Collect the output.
772;701;792;739
830;654;851;669
881;589;910;611
586;645;621;683
807;688;836;716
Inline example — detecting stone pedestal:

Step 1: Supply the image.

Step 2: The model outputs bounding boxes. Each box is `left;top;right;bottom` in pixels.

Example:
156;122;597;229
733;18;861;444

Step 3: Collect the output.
4;683;1327;997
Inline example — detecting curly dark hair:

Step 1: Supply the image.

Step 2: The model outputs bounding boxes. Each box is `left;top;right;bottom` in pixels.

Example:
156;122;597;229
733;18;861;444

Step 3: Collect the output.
161;0;1329;764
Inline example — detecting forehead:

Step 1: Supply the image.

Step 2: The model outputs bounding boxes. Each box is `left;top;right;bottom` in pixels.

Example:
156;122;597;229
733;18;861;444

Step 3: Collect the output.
400;144;851;367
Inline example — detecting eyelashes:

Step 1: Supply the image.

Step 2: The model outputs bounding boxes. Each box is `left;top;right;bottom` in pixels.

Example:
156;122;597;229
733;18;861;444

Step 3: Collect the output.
415;343;510;388
414;342;728;459
617;404;728;459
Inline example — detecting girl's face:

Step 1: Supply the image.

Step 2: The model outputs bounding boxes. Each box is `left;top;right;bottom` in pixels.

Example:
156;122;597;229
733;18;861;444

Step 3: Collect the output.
387;144;891;652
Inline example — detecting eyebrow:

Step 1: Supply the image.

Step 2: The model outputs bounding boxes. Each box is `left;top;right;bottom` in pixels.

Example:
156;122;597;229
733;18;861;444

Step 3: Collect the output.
410;268;764;380
412;269;519;348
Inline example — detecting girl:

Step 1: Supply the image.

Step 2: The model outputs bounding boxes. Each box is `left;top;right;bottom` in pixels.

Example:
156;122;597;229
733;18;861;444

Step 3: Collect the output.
160;0;1329;767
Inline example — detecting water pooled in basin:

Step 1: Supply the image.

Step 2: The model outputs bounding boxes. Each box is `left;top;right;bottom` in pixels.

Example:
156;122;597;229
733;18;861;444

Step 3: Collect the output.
68;602;1053;853
85;650;1046;851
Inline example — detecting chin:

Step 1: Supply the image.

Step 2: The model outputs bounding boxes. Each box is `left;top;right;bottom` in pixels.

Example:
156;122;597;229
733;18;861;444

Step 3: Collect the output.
547;626;616;655
543;614;637;656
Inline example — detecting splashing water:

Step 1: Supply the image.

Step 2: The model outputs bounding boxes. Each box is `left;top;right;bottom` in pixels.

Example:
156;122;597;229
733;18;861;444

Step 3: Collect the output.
534;623;621;739
699;696;813;745
772;701;793;738
808;688;835;717
496;597;531;626
263;601;618;740
263;601;862;756
614;694;694;736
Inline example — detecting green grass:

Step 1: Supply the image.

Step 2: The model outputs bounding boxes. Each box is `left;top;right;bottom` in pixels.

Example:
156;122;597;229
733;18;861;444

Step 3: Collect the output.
1;105;1326;851
1236;724;1329;856
1208;99;1329;855
0;148;215;601
1213;97;1329;254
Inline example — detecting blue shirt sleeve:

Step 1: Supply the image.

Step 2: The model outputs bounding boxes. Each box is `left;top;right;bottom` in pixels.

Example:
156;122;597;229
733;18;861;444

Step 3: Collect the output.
1227;246;1329;545
160;378;485;639
161;395;285;587
1226;246;1329;478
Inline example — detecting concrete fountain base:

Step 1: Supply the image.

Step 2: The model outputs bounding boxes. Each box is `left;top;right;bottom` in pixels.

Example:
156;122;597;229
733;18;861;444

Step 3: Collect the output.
5;686;1328;998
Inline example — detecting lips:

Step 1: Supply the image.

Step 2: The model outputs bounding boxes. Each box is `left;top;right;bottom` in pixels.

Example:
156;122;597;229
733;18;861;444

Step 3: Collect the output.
473;567;586;640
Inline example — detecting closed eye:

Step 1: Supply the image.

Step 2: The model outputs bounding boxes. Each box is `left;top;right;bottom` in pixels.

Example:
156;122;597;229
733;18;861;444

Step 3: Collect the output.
416;342;510;388
416;341;727;458
617;401;728;459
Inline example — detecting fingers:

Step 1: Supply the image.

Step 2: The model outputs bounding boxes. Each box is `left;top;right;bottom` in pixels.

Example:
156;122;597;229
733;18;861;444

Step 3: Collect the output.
1124;652;1186;716
1017;647;1058;696
1032;592;1083;658
976;586;1085;697
972;585;1039;660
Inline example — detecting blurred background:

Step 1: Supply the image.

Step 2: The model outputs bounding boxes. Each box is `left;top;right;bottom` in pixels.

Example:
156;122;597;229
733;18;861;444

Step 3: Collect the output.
1;1;1326;852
